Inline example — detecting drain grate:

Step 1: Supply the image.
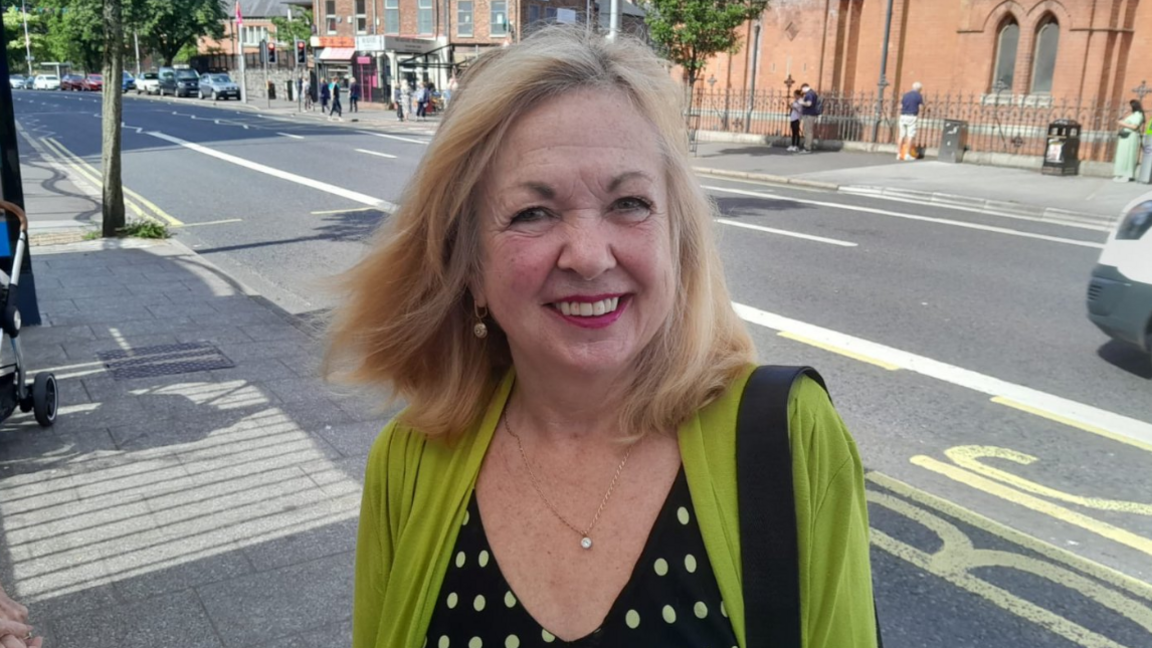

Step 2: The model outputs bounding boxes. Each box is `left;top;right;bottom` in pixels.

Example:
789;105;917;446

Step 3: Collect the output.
98;341;235;380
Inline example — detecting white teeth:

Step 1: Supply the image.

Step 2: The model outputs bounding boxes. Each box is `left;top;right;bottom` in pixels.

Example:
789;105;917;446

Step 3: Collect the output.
554;297;622;317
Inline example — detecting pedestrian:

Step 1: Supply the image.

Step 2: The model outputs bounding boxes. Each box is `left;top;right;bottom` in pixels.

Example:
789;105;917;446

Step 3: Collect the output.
394;83;406;121
350;78;361;113
788;89;803;152
799;82;820;153
328;27;878;648
444;75;457;111
898;82;925;161
1;578;41;647
1114;99;1144;182
320;77;330;114
402;82;414;122
415;81;428;121
330;76;343;120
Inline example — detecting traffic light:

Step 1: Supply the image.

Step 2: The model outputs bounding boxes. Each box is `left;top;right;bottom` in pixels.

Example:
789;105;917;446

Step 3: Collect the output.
296;40;306;65
267;41;277;64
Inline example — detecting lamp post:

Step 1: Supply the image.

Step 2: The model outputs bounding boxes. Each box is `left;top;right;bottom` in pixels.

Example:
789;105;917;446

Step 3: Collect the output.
870;0;895;143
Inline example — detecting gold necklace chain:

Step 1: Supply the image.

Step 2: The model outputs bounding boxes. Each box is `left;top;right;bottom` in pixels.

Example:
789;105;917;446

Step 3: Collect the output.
503;414;634;550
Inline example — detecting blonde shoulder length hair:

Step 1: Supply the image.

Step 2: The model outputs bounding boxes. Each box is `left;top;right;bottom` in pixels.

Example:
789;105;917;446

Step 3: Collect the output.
324;26;755;441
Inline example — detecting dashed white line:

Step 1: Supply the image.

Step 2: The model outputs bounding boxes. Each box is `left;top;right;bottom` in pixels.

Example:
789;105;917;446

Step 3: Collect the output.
359;131;429;145
278;132;305;140
716;218;857;247
355;148;396;159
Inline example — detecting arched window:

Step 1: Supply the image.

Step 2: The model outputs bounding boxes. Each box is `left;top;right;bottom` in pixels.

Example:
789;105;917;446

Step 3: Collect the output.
992;19;1020;92
1030;17;1060;94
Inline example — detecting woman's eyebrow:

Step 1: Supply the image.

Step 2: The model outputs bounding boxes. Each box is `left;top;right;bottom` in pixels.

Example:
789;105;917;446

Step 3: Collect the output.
514;171;653;199
607;171;654;192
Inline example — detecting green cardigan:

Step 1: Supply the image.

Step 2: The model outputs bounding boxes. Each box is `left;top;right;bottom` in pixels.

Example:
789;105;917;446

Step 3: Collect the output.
352;366;878;648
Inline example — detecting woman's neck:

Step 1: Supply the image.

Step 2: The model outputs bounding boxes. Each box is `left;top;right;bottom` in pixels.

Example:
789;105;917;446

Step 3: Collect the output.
506;365;630;447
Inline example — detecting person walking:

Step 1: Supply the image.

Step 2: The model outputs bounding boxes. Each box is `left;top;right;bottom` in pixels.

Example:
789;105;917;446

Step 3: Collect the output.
319;77;330;114
394;83;406;121
415;81;428;121
402;82;413;123
349;78;361;113
788;89;804;152
330;77;344;120
898;82;925;161
799;82;819;153
1114;100;1145;182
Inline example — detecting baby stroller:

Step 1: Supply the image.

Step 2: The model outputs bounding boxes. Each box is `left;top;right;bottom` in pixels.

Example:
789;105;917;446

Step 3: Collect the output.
0;199;58;427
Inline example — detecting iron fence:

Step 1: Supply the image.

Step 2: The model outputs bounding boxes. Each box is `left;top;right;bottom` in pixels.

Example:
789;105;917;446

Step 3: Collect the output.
690;89;1129;162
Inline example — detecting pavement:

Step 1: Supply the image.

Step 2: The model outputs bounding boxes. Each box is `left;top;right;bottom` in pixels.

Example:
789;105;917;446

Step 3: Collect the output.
691;141;1151;228
0;150;394;647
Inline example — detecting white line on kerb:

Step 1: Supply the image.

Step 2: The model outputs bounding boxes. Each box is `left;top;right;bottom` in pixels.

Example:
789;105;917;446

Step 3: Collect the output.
704;185;1106;249
716;218;857;247
355;148;397;159
733;302;1152;449
359;131;429;145
146;130;396;211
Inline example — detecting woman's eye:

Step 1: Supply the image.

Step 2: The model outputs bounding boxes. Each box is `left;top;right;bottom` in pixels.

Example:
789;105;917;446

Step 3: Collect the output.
510;207;550;224
613;197;653;215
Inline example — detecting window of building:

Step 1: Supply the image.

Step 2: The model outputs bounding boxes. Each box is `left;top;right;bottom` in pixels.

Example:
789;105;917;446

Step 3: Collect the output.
325;0;338;34
491;1;508;37
242;25;270;46
528;5;539;25
355;0;367;34
991;19;1019;92
1030;17;1059;94
418;0;434;35
384;0;399;34
458;1;474;37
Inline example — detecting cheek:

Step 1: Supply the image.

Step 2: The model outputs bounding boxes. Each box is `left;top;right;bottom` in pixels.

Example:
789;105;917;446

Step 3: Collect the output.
484;239;554;303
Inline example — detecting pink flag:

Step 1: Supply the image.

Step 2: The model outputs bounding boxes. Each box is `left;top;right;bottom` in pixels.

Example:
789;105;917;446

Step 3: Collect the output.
235;1;243;25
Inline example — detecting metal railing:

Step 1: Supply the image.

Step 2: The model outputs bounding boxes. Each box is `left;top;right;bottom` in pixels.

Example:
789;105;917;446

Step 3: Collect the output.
690;89;1128;162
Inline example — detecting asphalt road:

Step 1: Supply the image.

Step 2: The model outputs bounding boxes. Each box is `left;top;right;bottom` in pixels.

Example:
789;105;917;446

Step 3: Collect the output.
11;89;1152;648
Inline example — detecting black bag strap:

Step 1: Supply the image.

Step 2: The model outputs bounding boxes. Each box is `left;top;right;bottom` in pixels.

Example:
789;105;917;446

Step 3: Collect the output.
737;365;882;648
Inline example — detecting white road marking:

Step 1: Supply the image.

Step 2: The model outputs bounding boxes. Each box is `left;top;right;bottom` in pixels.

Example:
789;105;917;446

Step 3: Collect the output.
734;302;1152;449
355;148;396;159
359;131;429;145
176;218;243;228
146;130;396;211
704;185;1106;249
277;132;304;139
716;217;857;247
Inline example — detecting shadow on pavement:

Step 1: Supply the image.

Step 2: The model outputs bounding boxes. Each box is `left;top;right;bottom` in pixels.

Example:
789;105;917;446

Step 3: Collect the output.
1096;340;1152;379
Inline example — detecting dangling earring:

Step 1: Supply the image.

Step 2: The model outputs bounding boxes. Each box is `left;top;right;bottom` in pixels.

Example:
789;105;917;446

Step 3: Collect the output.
473;304;489;339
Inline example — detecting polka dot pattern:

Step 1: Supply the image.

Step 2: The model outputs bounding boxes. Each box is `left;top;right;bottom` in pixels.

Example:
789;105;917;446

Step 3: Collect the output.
424;466;736;647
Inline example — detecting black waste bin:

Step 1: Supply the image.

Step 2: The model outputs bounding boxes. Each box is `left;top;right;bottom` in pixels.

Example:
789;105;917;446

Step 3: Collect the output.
267;81;276;100
1042;119;1080;176
939;119;968;164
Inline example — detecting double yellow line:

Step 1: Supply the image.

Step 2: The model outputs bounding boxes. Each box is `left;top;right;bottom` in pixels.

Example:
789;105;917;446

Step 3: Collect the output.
38;136;183;227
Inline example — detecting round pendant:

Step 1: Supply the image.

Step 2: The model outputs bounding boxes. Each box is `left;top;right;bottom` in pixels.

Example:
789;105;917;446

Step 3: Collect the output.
581;537;593;550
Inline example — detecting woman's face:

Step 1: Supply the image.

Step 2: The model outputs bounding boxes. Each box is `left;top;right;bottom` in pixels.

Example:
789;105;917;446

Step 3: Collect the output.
475;88;676;382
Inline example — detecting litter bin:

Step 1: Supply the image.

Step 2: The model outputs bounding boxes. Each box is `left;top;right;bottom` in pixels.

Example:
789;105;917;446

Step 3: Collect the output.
267;81;276;100
1139;134;1152;184
939;119;967;164
1042;119;1080;176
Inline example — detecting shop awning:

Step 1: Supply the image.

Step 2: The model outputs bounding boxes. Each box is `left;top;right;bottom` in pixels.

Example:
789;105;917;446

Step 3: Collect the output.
320;48;356;61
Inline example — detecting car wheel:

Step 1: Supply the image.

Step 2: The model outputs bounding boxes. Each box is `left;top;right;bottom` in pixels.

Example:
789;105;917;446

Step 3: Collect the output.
212;90;218;101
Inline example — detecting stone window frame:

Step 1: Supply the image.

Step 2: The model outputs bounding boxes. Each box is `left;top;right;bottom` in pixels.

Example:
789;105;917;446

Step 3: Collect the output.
1028;14;1060;95
325;0;338;34
990;16;1020;94
457;1;474;37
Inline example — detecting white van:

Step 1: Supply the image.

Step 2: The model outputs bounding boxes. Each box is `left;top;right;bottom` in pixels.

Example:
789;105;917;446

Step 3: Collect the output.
1087;194;1152;358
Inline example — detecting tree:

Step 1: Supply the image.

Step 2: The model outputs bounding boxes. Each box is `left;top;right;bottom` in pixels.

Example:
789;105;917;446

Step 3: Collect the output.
271;8;313;44
643;0;768;96
100;0;125;237
137;0;225;66
55;0;104;72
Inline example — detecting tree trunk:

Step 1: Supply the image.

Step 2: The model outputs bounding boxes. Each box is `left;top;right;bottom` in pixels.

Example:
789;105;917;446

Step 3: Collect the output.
101;0;125;237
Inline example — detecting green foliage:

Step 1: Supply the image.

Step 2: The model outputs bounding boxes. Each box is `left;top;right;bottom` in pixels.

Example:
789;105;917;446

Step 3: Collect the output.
271;8;313;44
136;0;225;66
643;0;768;91
117;219;171;239
3;3;66;72
172;42;198;64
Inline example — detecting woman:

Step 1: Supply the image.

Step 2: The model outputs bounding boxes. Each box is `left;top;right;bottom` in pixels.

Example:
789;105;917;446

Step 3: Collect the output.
319;77;330;115
1114;99;1145;182
328;27;877;648
416;81;429;121
349;78;361;113
402;82;413;123
788;89;804;152
394;83;406;121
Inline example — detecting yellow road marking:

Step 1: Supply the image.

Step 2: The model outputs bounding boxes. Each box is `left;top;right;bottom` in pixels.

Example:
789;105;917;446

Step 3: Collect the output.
910;455;1152;557
944;446;1152;515
777;331;900;370
43;137;184;226
993;396;1152;454
37;138;154;223
310;207;377;215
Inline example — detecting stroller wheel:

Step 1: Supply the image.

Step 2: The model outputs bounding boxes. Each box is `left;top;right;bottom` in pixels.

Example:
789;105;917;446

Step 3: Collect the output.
33;373;58;427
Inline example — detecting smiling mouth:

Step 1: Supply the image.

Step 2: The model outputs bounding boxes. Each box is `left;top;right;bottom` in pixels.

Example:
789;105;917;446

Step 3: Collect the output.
551;297;622;317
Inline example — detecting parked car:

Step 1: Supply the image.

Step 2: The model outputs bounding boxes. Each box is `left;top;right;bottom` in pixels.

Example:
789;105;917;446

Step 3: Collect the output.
60;74;85;91
135;71;160;95
122;71;135;91
198;73;240;100
32;74;60;90
158;67;199;97
80;74;103;91
1087;194;1152;360
8;75;25;89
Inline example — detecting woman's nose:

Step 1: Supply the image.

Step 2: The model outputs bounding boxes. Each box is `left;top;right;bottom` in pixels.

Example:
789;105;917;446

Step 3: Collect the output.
557;216;617;280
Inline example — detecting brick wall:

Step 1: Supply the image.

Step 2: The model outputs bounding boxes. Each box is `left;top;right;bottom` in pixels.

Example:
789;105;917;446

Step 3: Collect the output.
313;0;587;43
699;0;1150;108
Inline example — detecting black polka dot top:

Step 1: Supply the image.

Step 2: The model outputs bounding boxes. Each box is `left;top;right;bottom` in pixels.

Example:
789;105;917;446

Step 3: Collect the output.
423;466;739;648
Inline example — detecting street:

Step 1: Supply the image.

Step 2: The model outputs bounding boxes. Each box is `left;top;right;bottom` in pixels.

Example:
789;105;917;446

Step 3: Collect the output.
6;88;1152;647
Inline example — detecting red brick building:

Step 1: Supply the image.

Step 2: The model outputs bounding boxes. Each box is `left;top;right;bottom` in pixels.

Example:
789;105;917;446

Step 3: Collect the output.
701;0;1151;107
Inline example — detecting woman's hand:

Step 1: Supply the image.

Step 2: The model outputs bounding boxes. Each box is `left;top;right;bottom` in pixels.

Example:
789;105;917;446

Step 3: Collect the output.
0;633;43;648
0;583;39;647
